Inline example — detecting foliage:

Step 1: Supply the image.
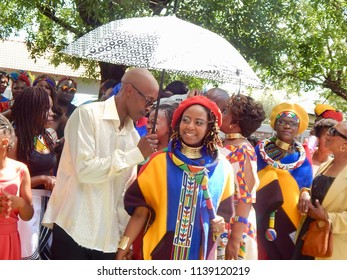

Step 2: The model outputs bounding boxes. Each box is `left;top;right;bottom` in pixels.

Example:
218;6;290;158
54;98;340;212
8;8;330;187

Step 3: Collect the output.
1;0;347;105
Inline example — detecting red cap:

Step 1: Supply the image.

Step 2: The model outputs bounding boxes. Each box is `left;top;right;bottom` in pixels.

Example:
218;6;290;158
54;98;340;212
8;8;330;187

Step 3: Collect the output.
171;96;222;128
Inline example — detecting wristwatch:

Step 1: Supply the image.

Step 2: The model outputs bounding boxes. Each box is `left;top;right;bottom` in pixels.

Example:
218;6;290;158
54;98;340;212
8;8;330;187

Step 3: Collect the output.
118;236;130;250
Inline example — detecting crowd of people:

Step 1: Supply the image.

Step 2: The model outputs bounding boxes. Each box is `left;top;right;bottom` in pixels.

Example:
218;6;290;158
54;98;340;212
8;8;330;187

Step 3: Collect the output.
0;67;346;260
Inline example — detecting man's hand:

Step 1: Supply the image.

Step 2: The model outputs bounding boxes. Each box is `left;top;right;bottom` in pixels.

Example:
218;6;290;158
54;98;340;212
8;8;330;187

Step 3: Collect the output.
137;133;158;158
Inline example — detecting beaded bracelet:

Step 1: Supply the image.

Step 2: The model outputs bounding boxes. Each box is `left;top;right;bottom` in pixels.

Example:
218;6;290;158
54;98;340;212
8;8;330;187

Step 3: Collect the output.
230;215;248;225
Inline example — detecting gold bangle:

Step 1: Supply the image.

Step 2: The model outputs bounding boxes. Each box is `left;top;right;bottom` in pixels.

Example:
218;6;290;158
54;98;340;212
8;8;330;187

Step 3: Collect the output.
118;236;130;250
300;187;311;195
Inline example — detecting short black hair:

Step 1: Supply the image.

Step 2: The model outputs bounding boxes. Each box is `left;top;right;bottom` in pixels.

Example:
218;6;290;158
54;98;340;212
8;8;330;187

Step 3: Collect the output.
164;80;188;95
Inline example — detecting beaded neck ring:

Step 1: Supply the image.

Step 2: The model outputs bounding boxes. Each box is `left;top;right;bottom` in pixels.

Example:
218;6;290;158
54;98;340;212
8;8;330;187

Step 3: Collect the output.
258;137;306;170
224;133;246;140
180;141;203;159
275;138;290;151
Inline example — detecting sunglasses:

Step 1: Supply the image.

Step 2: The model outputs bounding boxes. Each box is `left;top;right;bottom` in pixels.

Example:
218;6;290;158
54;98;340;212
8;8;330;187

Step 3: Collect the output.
60;85;77;94
276;119;299;128
129;83;154;108
328;127;347;140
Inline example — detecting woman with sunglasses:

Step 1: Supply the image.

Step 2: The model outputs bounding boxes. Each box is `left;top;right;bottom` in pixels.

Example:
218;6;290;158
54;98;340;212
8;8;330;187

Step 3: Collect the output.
293;121;347;259
55;77;77;138
311;118;337;175
52;77;78;171
254;102;313;260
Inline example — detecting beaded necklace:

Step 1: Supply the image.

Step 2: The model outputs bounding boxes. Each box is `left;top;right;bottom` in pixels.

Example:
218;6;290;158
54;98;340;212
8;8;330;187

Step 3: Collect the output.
258;137;306;170
168;151;217;260
34;135;47;152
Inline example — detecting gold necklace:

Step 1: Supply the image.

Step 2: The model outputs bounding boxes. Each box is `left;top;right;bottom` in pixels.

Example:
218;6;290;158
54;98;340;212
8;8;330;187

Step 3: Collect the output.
225;133;246;140
180;141;203;159
275;138;291;151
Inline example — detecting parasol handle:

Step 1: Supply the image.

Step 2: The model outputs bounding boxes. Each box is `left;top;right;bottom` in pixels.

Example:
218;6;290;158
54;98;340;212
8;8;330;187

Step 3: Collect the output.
173;0;180;14
151;69;165;133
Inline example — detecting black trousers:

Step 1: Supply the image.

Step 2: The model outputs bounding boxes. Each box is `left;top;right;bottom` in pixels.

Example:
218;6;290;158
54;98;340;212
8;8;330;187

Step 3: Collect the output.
51;224;115;260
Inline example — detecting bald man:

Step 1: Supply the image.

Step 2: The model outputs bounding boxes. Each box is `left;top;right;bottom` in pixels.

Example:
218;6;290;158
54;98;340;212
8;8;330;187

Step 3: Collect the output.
43;68;159;259
204;87;230;111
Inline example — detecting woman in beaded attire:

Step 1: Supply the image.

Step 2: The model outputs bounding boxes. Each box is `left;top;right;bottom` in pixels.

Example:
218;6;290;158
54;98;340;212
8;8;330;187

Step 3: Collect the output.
293;121;347;259
116;96;235;260
205;88;266;260
220;93;265;260
254;102;313;260
8;87;57;259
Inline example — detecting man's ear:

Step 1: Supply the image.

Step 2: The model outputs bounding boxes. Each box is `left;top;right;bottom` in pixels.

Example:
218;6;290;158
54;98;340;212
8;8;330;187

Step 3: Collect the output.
124;83;132;97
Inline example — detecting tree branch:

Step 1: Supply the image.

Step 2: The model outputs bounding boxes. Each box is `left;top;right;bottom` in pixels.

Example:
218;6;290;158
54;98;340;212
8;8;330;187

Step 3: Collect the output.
323;71;347;100
36;3;84;37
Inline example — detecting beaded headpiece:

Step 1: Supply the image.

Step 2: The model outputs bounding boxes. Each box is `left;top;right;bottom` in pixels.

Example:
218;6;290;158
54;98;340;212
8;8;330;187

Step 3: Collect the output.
276;111;299;123
270;102;308;134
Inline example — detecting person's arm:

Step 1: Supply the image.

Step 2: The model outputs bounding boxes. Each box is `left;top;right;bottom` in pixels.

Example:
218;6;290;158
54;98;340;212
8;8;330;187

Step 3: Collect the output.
115;207;149;260
307;199;329;220
297;188;311;215
30;175;56;191
67;106;156;184
226;154;254;260
17;166;34;221
65;107;142;183
1;166;34;221
226;202;251;260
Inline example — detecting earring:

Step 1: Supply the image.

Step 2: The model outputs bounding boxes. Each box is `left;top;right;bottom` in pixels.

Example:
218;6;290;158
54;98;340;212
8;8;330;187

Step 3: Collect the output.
340;145;346;152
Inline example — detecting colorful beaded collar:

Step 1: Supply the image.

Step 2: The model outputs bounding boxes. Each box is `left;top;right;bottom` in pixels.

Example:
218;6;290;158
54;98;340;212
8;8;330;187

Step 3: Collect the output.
258;138;306;170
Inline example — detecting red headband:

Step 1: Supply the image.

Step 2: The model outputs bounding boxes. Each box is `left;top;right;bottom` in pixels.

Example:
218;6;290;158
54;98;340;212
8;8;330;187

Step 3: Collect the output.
321;110;343;122
171;96;222;128
17;72;31;87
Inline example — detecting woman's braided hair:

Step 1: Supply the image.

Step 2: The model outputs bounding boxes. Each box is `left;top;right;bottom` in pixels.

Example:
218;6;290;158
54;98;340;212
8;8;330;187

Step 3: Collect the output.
11;86;54;163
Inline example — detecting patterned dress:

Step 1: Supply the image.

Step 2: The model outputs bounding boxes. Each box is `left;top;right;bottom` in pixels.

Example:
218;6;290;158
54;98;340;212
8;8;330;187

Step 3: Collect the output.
125;143;234;260
223;144;258;260
254;138;313;260
0;162;27;260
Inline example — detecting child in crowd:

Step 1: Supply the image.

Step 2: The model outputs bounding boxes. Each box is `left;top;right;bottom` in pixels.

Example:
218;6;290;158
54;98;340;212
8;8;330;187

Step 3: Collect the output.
0;114;33;260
